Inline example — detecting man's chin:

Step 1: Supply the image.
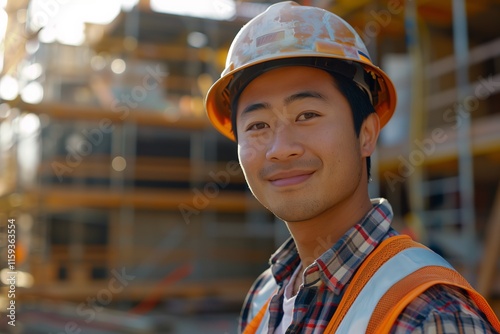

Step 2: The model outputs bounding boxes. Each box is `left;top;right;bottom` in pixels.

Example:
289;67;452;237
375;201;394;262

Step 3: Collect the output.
267;204;323;223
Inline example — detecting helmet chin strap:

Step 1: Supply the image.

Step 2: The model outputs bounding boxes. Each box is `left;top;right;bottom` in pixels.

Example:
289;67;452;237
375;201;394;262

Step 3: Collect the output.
352;63;374;104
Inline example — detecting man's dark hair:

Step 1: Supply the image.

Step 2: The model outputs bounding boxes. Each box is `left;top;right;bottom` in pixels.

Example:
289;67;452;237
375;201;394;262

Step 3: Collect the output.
229;64;376;181
331;72;376;180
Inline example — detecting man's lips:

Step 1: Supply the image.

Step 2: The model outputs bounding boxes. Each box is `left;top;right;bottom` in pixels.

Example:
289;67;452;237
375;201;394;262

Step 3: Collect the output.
267;170;315;187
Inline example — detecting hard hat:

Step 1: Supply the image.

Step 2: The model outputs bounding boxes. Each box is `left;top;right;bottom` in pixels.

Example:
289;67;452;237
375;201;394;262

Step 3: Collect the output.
205;1;397;141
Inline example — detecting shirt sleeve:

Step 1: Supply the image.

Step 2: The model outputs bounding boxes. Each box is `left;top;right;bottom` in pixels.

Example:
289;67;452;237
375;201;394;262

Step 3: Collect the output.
391;285;498;334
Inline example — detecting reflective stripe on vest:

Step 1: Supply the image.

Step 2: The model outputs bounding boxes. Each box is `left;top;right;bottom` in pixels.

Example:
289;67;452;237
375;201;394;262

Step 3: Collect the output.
336;247;453;333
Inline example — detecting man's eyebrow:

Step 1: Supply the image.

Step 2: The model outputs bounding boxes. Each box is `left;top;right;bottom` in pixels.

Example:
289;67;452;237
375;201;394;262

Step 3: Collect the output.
241;102;271;115
240;91;326;115
284;91;327;105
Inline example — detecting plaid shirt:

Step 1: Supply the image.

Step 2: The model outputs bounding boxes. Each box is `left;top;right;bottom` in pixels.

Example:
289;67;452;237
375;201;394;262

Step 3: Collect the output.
240;198;497;333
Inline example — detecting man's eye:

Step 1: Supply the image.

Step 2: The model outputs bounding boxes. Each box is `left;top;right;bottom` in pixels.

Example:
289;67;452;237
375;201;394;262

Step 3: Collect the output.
297;112;319;121
247;122;269;131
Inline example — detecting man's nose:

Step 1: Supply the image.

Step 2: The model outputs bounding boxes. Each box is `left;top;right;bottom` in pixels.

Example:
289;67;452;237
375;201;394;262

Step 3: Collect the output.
265;124;305;161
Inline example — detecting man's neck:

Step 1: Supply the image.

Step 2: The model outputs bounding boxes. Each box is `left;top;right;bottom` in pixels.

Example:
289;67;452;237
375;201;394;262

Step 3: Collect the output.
285;194;373;269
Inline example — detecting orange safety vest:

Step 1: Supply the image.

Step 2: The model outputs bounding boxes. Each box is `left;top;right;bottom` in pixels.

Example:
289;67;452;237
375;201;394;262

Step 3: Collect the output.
243;235;500;334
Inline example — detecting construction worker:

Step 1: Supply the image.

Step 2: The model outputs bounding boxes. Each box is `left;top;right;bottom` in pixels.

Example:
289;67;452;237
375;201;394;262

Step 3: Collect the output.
205;2;500;333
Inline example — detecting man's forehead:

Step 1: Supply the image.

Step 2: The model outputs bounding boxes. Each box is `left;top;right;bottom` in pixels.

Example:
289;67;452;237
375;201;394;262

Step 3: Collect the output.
238;66;333;97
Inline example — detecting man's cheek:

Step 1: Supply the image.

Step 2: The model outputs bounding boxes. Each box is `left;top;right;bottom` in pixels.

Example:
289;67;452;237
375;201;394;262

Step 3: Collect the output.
238;142;258;164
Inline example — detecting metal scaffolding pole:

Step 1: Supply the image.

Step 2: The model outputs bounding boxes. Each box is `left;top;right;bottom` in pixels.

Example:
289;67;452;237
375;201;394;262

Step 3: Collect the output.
405;0;425;216
452;0;477;276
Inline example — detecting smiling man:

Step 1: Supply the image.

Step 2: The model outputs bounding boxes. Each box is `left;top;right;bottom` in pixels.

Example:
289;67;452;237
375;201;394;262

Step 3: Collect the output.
205;2;500;333
235;65;379;267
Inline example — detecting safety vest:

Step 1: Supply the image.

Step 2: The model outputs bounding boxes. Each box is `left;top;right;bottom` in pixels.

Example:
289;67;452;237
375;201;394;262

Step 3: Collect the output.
243;235;500;334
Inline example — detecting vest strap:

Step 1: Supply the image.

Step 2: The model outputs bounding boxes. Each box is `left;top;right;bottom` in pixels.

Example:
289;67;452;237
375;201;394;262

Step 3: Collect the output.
243;298;272;334
324;235;424;333
367;265;500;333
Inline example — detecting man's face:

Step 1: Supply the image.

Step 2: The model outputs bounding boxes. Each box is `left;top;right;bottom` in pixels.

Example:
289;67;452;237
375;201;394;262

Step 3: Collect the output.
235;65;367;223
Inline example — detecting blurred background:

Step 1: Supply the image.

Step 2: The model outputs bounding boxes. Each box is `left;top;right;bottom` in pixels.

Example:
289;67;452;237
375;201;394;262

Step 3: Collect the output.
0;0;499;333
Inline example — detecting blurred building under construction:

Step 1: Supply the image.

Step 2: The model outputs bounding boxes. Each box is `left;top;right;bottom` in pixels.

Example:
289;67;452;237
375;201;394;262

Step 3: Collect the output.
0;0;499;332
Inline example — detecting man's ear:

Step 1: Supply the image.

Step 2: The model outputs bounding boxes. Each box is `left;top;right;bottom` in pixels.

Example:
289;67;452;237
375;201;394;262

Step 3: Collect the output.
359;113;380;158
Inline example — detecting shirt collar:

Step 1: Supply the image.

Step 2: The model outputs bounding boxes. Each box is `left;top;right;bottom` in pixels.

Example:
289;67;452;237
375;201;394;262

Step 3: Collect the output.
268;198;394;294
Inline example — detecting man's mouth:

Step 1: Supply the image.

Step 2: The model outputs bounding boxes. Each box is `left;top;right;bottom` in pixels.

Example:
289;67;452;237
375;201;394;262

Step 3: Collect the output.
268;170;315;187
